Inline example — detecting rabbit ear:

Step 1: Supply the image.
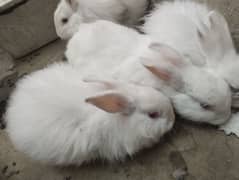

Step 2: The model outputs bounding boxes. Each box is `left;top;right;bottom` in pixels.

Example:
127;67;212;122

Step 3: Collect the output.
83;75;117;89
141;43;184;88
197;11;234;59
142;60;172;81
148;43;187;67
65;0;78;11
86;92;133;114
142;60;183;90
209;11;233;46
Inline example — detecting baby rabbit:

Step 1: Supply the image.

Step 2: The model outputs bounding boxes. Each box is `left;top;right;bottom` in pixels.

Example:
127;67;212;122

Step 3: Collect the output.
66;20;231;125
65;20;152;76
5;62;174;165
142;1;239;109
54;0;150;39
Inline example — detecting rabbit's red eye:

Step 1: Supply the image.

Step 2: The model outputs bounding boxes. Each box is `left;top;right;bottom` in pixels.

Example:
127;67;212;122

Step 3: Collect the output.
148;112;160;119
62;18;68;24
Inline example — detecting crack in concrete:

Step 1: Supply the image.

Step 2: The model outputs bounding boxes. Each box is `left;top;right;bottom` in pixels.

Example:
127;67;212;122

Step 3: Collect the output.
169;125;198;153
223;136;234;179
185;129;198;152
6;170;20;179
207;168;217;180
225;137;234;159
205;135;235;180
169;150;194;180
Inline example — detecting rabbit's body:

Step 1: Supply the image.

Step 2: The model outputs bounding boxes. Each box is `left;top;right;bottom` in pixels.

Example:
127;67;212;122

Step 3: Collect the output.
54;0;149;39
143;1;239;108
66;21;231;125
6;63;174;165
74;0;148;25
66;21;151;76
66;21;161;93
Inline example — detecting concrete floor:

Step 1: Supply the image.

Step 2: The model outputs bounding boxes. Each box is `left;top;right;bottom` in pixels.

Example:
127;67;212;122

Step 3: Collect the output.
0;40;239;180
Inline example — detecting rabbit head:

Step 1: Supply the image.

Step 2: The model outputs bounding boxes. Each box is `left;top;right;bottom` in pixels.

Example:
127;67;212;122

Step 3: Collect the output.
84;77;175;143
53;0;133;40
197;11;239;109
54;0;83;40
141;43;231;125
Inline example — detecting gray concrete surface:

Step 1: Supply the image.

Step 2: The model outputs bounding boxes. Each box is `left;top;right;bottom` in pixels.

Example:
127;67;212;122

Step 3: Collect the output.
0;0;59;58
0;48;14;75
0;0;239;179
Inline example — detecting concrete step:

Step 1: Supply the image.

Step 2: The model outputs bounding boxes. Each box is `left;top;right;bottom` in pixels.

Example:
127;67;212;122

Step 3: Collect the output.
0;0;60;59
0;0;26;13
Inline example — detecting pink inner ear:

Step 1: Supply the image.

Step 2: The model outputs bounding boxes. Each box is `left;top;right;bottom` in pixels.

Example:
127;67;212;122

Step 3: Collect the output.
165;56;183;67
149;43;184;67
85;93;129;113
143;64;171;81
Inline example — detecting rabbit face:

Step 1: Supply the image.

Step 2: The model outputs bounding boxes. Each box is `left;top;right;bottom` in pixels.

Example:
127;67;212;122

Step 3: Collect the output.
53;0;128;40
54;0;149;40
142;43;231;125
85;77;175;146
54;0;83;40
126;84;175;141
171;67;231;125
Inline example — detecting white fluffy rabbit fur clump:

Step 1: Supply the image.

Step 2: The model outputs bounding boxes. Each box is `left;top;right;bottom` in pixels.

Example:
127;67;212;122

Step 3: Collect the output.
66;20;231;125
5;62;174;165
54;0;149;39
142;0;239;109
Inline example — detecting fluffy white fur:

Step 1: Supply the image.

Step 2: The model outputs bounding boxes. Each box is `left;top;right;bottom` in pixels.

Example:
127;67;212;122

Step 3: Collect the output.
220;112;239;137
5;62;174;165
142;0;239;108
66;20;231;125
66;20;152;76
54;0;149;39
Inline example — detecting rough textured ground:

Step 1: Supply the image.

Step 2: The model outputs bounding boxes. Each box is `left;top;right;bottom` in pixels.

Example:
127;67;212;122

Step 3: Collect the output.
0;0;239;180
